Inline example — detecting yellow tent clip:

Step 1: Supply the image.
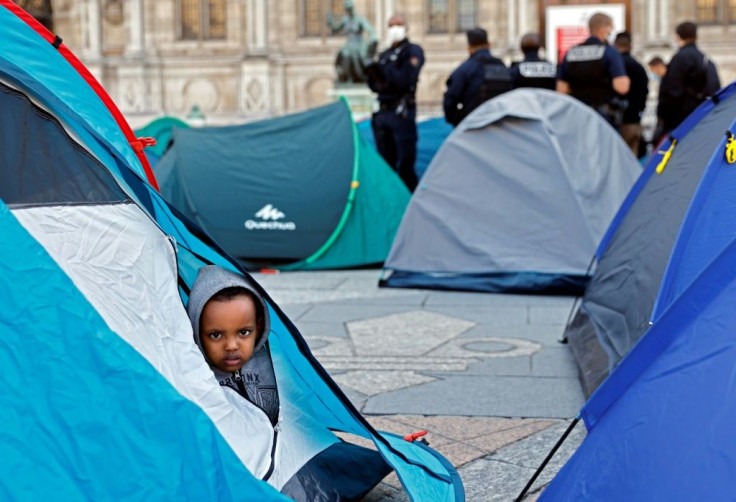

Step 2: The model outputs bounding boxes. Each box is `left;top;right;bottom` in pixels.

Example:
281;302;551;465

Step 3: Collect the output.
655;138;678;175
726;132;736;165
351;180;360;189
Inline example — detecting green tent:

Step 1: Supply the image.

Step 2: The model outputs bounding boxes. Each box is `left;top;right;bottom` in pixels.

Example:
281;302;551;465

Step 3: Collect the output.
156;99;410;270
134;116;190;164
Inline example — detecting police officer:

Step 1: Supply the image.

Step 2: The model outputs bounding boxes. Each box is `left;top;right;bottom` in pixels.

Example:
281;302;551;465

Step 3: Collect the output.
366;13;424;192
657;21;721;137
443;27;511;127
556;12;630;127
510;33;556;90
613;31;649;157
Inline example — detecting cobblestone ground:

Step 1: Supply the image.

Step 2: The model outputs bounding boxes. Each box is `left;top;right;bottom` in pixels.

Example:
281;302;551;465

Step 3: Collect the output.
253;270;587;501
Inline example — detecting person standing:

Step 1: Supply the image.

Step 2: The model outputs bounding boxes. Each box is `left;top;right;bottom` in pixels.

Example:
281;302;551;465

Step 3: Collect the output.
647;56;667;80
510;32;556;90
613;31;649;156
442;27;511;127
556;12;630;127
657;21;721;137
366;13;424;192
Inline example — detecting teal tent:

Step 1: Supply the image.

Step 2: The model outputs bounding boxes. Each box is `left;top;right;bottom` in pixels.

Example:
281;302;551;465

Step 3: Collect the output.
134;115;190;166
156;100;410;270
0;2;463;499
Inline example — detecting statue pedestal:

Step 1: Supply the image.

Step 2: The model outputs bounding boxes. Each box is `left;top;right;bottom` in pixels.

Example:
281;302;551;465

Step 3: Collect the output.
327;83;376;122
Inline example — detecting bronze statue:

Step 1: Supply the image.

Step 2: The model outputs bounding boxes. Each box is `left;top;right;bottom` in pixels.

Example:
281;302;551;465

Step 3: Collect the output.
327;0;378;84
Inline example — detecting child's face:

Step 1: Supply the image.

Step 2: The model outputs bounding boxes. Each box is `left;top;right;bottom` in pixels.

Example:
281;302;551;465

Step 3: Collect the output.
200;294;260;373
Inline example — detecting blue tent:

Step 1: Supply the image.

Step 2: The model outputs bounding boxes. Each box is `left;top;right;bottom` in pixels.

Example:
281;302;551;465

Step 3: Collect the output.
357;116;453;179
541;83;736;500
563;82;736;395
0;3;463;500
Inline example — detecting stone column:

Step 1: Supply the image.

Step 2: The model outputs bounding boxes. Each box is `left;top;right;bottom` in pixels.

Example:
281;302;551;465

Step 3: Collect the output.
125;0;145;57
374;0;384;40
84;0;102;59
247;0;268;52
659;0;669;39
646;0;656;43
507;0;517;47
82;0;103;81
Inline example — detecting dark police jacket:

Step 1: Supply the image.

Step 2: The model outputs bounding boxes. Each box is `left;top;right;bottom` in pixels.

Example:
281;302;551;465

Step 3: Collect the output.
620;52;649;125
510;52;556;90
657;42;721;132
443;48;511;126
366;38;424;107
558;37;626;108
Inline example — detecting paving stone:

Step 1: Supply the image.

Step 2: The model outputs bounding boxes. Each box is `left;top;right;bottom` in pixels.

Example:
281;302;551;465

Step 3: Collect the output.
363;375;585;418
347;310;476;356
425;291;574;308
528;305;575;325
293;320;348;337
459;457;537;502
332;370;438;396
483;420;587;497
459;324;567;348
388;415;533;442
427;305;529;326
531;347;580;378
253;271;348;290
471;420;558;453
336;292;429;306
299;304;411;323
275;302;312;320
431;440;489;468
446;356;532;377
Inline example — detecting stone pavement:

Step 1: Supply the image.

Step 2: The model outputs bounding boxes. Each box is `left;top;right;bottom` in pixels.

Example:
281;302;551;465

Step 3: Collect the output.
252;269;587;501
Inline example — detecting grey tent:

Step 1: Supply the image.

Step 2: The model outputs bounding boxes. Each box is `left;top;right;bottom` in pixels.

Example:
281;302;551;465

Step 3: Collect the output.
564;83;736;396
380;88;640;294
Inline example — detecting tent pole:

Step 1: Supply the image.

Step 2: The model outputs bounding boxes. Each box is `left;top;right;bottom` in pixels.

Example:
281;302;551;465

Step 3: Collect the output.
514;415;580;502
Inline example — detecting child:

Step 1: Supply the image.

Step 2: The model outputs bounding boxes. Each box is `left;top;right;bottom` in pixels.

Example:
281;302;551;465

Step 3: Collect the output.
187;265;279;425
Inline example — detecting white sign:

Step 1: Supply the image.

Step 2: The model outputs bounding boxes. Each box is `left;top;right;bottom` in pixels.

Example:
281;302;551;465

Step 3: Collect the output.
545;4;626;65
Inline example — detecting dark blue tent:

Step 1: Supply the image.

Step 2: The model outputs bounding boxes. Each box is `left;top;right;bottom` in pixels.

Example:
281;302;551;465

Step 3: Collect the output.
564;82;736;395
542;83;736;499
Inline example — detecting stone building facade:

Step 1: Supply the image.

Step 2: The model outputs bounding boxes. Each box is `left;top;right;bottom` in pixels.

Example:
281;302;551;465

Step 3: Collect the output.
30;0;736;127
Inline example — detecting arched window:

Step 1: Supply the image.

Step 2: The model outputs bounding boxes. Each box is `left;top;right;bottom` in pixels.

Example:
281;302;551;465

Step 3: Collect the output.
14;0;53;32
428;0;476;34
179;0;227;40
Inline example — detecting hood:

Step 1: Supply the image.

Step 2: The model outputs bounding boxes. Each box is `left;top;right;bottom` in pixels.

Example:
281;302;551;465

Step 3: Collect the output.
186;265;271;360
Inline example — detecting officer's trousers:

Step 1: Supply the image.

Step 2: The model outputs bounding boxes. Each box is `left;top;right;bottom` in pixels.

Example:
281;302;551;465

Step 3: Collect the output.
371;108;418;192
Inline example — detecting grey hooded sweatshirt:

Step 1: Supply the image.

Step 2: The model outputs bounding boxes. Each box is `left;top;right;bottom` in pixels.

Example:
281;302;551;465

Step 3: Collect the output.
187;265;279;425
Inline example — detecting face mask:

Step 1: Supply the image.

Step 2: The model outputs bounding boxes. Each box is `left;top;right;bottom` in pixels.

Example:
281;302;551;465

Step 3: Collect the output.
386;25;406;46
648;72;661;83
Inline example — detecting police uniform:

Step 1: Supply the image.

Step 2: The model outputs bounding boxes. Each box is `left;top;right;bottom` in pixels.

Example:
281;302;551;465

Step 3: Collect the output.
618;51;649;156
558;36;627;126
367;38;424;192
442;48;511;127
510;52;556;90
657;42;720;133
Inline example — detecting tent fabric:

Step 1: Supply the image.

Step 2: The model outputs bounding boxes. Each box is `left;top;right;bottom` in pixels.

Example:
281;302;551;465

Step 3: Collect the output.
541;106;736;500
0;0;157;189
156;100;410;270
381;88;640;294
0;4;463;501
564;82;736;396
357;116;454;179
134;115;190;164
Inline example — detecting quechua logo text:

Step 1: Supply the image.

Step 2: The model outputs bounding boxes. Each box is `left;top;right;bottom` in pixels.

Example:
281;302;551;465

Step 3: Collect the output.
245;204;296;230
